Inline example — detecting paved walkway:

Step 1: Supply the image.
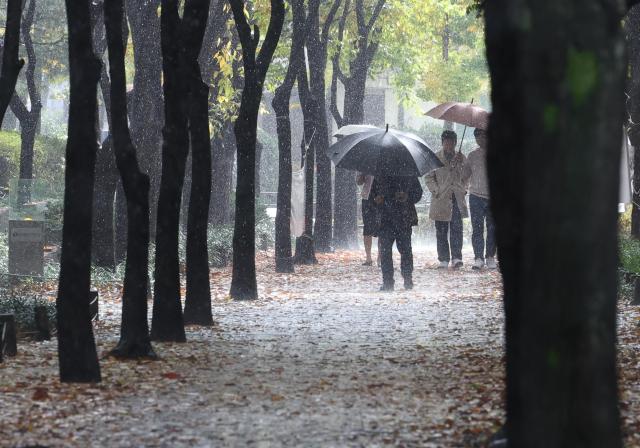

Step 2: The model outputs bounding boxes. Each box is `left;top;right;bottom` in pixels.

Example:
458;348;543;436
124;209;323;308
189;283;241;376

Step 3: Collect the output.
2;249;507;447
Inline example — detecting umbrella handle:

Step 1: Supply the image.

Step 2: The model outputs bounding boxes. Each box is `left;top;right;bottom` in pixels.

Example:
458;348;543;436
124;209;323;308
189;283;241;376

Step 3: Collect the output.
457;98;474;154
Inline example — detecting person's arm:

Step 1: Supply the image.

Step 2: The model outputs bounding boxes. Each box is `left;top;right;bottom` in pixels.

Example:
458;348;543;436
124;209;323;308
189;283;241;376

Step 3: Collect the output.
462;153;473;183
407;177;423;204
424;170;439;196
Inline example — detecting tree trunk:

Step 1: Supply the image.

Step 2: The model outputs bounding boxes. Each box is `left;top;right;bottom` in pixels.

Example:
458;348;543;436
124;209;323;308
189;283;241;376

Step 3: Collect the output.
91;135;118;269
151;0;188;342
271;0;306;273
294;67;317;264
0;0;23;126
210;124;235;226
273;92;294;272
183;0;213;326
484;1;624;445
229;0;285;300
104;0;155;358
56;0;102;383
126;0;163;238
626;6;640;238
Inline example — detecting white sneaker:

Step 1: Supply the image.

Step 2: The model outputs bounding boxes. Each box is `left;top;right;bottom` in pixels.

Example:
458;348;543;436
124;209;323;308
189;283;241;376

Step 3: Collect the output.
472;258;484;270
486;257;497;269
438;260;449;269
452;258;463;269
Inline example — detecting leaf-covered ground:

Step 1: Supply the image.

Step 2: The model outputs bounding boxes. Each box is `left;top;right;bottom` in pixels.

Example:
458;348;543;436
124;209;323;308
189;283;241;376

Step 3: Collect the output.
0;249;639;447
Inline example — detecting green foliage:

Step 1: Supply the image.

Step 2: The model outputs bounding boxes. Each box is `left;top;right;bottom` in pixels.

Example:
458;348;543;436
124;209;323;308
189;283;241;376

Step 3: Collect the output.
619;233;640;275
0;131;66;190
208;225;234;268
566;48;598;107
0;294;56;333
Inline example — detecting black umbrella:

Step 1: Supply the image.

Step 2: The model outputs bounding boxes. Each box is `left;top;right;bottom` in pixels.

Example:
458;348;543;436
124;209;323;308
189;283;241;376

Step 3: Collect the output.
328;125;443;176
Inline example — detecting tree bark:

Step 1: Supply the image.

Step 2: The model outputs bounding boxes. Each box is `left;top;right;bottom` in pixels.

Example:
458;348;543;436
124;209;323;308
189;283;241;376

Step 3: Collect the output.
626;6;640;238
294;64;318;264
308;0;341;253
126;0;163;238
210;122;236;226
182;0;213;326
104;0;155;358
151;0;189;342
484;1;624;445
56;0;102;383
91;135;118;269
10;0;41;205
229;0;285;300
329;0;383;249
272;0;306;273
0;0;24;127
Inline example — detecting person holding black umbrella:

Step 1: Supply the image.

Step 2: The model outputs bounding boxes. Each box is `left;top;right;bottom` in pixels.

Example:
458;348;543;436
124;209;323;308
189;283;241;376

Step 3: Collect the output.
375;175;423;291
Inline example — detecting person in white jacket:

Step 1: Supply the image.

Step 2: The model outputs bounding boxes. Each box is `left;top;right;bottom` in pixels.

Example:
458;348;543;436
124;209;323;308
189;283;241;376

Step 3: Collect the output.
463;128;497;270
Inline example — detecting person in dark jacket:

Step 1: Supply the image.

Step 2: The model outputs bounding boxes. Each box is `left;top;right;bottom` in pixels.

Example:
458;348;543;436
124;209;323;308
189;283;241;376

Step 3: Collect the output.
374;175;423;291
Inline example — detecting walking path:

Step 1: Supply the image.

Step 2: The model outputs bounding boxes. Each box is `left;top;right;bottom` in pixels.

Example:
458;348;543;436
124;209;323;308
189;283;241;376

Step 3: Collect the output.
1;249;638;447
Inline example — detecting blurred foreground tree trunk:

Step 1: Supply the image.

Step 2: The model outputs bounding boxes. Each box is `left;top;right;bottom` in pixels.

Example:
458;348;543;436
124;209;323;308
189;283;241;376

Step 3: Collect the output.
0;0;23;126
56;0;102;383
485;1;624;445
272;0;306;273
104;0;155;358
329;0;384;249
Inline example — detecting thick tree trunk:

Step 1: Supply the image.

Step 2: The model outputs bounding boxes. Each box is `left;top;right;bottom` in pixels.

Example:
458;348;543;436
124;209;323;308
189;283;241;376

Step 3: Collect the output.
229;0;285;300
231;103;259;299
272;0;305;273
210;124;235;226
183;0;213;326
151;0;188;342
626;6;640;238
294;70;317;264
273;93;294;272
485;1;624;445
91;135;118;269
56;0;102;383
126;0;163;237
104;0;155;358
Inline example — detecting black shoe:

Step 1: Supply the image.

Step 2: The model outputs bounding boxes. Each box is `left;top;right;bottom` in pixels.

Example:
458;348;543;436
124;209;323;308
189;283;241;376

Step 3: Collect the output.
380;283;394;292
362;260;373;266
404;279;413;290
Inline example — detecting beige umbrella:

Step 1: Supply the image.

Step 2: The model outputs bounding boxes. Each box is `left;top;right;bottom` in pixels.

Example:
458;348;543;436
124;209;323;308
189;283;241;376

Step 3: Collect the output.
425;101;489;130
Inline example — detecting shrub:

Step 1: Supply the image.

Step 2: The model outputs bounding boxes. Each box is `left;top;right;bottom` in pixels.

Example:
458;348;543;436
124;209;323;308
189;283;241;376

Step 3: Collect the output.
619;233;640;275
0;294;56;333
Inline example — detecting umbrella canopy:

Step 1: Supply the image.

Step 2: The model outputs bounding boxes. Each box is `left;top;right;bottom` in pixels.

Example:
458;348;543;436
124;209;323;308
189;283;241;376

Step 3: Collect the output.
333;124;378;138
328;125;443;177
425;101;489;130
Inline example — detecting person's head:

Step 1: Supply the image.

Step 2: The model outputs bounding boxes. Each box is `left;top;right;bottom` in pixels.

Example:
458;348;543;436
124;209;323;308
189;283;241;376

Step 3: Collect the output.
441;130;457;153
474;128;488;148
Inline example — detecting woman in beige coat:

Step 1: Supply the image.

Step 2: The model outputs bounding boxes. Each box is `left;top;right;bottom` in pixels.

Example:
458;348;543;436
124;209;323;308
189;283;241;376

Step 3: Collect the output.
425;130;470;268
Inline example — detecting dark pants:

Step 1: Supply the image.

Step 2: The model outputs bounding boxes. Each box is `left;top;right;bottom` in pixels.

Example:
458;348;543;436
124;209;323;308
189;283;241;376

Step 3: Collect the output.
379;230;413;286
435;195;463;262
469;194;496;260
